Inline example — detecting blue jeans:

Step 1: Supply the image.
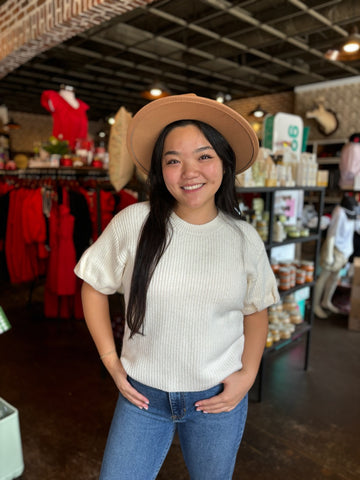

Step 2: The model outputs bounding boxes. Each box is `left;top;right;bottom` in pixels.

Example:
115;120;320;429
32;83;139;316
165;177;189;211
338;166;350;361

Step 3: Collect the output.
99;377;248;480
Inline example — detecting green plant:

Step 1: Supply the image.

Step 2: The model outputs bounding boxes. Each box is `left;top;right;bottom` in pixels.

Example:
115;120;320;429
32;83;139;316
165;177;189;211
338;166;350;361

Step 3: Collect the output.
42;136;70;155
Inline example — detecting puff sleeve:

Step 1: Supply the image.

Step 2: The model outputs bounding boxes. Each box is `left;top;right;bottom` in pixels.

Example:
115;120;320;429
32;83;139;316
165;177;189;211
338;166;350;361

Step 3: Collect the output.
74;203;147;295
242;229;279;315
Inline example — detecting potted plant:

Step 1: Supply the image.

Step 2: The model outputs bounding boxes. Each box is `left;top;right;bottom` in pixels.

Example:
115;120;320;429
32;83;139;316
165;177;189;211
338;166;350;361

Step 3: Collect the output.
42;135;70;166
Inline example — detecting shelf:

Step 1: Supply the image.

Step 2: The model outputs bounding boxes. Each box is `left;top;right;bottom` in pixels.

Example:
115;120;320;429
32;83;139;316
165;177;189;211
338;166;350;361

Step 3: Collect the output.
268;234;318;248
307;139;346;209
317;157;340;165
325;195;342;204
236;186;324;401
264;323;311;356
278;281;314;298
0;167;110;180
236;185;324;193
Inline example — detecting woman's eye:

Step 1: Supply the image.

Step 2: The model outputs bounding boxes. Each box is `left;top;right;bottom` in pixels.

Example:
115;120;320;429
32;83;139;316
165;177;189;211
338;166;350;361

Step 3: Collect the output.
166;159;179;165
199;154;212;160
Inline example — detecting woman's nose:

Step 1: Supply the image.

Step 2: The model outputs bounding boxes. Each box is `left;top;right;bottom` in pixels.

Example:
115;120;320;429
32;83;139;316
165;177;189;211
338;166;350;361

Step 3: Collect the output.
181;160;198;178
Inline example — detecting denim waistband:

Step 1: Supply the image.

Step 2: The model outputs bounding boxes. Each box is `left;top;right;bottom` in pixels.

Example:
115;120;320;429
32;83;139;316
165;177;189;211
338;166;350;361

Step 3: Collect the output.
128;376;224;422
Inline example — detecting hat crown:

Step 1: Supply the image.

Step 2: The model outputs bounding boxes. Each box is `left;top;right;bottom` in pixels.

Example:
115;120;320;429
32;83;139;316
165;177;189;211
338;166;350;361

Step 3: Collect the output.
127;94;259;175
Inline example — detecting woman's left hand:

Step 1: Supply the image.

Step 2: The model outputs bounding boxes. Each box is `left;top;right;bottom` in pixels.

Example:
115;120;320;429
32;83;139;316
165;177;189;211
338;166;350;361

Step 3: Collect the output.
194;370;254;414
195;310;268;414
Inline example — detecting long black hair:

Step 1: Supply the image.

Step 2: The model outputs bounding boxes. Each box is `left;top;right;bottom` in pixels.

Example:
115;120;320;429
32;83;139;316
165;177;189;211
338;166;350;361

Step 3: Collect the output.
126;119;242;337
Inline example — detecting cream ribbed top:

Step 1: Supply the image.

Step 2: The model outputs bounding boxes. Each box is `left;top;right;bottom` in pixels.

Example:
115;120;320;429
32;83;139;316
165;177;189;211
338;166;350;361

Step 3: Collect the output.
75;202;279;392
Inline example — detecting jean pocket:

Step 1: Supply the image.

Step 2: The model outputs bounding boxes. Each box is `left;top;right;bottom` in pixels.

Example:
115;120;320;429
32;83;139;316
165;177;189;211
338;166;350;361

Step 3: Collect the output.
198;383;224;399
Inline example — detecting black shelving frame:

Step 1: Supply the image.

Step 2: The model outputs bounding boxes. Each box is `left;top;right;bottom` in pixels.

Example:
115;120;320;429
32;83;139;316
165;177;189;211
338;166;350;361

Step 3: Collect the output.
236;186;325;401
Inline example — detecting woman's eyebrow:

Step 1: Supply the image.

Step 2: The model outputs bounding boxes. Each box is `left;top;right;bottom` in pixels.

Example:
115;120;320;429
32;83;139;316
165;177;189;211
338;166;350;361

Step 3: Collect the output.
163;145;214;157
194;145;214;153
163;150;179;156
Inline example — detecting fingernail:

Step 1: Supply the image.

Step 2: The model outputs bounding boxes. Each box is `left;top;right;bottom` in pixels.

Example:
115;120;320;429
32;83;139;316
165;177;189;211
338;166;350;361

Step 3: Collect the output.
143;405;148;410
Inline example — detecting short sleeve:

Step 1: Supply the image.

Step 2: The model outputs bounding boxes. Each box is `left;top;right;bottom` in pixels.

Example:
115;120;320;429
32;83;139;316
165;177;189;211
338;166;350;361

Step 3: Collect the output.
242;234;280;315
74;215;128;295
41;90;60;112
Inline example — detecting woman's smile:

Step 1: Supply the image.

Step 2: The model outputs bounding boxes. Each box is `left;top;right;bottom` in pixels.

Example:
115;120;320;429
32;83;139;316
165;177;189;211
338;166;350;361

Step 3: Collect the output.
181;183;205;191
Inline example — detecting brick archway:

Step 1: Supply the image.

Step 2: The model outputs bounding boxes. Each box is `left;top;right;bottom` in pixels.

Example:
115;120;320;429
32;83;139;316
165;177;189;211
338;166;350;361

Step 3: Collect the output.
0;0;155;79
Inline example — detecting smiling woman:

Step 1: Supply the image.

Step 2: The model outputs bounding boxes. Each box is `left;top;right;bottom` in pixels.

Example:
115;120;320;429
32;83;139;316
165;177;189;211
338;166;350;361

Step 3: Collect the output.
161;122;224;224
74;94;279;480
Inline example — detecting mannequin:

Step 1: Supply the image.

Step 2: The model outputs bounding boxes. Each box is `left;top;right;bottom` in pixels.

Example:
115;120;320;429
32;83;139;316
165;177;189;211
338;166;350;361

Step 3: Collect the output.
339;133;360;189
314;195;358;318
58;85;79;109
41;85;89;150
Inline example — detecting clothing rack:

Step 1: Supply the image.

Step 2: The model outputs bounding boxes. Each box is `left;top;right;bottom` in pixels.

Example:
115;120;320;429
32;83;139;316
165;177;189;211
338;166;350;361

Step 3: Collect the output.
0;168;143;320
0;166;146;230
0;166;109;180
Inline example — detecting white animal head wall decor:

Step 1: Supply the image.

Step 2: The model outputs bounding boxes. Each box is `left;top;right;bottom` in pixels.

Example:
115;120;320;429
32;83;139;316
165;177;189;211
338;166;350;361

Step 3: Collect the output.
305;97;339;136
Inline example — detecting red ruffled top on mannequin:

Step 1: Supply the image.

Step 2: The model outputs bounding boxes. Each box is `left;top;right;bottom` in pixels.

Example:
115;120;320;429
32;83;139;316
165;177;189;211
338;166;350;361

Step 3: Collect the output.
41;90;89;150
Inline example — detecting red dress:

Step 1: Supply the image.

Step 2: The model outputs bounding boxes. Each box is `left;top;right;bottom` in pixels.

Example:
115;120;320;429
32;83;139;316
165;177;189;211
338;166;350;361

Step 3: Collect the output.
5;188;46;284
45;189;77;318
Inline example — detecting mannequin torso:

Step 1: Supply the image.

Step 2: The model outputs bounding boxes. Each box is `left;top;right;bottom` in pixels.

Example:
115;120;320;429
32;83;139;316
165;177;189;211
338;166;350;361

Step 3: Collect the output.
41;88;89;149
59;88;79;109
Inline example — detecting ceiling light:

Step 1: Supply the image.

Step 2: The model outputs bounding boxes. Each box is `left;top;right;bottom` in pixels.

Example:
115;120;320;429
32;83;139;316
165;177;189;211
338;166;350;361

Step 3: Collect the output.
343;40;360;53
216;92;225;103
150;85;163;97
141;81;171;100
249;105;267;118
216;92;232;103
4;118;20;129
325;26;360;61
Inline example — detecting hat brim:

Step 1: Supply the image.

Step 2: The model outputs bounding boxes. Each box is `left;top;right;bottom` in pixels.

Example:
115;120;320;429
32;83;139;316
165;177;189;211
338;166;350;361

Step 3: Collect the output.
126;94;259;175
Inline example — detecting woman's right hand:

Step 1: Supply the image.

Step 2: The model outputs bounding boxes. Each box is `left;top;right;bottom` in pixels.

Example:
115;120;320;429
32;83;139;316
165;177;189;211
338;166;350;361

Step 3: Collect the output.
102;354;150;410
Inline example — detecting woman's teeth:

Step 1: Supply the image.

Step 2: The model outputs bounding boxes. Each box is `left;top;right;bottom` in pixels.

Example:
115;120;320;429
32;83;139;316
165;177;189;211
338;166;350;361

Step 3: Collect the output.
182;184;203;191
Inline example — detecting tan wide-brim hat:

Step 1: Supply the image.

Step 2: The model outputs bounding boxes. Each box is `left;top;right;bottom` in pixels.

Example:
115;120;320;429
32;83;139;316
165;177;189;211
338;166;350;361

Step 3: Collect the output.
126;94;259;175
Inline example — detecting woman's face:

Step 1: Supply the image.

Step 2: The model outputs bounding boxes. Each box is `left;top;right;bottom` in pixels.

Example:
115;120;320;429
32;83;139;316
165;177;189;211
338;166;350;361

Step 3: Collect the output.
161;124;223;224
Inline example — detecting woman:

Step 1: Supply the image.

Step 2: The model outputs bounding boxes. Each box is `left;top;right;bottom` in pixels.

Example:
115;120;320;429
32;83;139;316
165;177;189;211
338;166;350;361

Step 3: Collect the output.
75;94;279;479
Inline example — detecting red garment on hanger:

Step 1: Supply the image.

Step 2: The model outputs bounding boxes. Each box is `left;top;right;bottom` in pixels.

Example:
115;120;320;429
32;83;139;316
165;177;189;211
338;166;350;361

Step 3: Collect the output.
5;188;43;283
115;189;138;213
22;188;48;262
44;189;77;318
41;90;89;150
46;189;77;296
82;189;115;240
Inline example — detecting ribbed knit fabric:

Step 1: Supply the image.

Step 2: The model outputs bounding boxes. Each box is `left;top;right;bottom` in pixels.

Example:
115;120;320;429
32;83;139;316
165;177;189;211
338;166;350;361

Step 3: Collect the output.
75;202;279;392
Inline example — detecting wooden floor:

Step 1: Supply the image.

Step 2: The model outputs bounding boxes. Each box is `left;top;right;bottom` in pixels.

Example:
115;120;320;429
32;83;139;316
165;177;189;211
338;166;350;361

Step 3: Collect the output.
0;281;359;480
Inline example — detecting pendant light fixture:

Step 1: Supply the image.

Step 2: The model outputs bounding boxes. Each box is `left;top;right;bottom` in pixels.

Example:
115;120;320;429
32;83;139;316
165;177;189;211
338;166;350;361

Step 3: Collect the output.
215;92;232;103
141;81;171;100
249;105;267;119
4;118;20;129
325;26;360;62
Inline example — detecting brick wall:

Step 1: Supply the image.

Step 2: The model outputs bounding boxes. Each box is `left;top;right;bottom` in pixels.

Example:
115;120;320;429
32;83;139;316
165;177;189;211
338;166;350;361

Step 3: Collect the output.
0;0;156;78
228;91;295;139
8;110;103;154
294;77;360;141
